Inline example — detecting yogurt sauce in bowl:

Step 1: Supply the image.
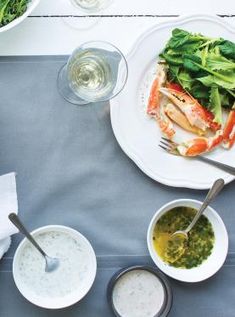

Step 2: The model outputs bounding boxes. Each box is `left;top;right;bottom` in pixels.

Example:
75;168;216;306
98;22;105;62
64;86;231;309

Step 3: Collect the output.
13;225;97;309
108;266;172;317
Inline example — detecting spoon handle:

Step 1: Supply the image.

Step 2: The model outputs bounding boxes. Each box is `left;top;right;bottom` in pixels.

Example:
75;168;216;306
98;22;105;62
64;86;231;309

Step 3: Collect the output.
185;178;225;233
8;213;46;258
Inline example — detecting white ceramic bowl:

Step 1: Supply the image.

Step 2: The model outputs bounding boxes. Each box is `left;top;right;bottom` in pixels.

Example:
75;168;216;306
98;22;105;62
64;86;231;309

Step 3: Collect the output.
147;199;228;283
0;0;40;33
13;225;97;309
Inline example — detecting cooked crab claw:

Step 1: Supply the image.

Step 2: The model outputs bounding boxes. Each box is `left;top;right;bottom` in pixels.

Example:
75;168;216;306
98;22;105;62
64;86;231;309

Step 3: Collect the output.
165;103;205;136
177;130;224;156
159;87;220;132
147;65;175;139
223;108;235;149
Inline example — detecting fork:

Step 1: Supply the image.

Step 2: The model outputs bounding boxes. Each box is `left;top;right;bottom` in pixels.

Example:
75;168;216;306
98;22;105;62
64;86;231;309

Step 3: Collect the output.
159;137;235;176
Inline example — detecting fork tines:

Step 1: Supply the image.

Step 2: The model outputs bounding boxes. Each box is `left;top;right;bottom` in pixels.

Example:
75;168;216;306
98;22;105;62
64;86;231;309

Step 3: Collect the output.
161;137;175;144
159;137;177;153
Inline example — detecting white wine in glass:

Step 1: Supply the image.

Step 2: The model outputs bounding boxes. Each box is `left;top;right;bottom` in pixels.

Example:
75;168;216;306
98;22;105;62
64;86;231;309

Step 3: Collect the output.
57;41;128;105
68;48;115;102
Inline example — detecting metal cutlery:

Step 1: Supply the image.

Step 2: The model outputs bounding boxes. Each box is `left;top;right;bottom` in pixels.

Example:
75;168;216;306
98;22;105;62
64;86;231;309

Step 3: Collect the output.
9;213;60;273
159;137;235;176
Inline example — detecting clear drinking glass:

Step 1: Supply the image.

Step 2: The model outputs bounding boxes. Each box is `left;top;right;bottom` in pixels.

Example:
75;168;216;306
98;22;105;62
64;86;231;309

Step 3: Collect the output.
57;41;128;105
63;0;113;29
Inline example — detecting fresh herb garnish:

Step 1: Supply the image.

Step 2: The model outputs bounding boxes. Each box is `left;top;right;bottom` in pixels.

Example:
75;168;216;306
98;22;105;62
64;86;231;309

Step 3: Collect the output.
0;0;30;28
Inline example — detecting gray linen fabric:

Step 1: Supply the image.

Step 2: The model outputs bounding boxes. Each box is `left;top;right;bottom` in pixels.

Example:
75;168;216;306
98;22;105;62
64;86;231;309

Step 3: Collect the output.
0;56;234;317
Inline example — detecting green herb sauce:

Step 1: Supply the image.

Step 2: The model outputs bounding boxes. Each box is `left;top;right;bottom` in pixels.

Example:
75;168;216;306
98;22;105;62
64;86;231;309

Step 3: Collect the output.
153;206;215;269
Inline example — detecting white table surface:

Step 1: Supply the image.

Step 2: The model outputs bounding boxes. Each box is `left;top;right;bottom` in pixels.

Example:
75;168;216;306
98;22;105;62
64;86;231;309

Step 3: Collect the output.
0;0;234;56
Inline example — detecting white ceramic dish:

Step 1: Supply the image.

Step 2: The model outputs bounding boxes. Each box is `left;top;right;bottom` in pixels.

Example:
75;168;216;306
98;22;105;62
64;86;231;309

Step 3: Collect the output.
0;0;40;33
147;199;228;283
110;14;235;189
13;225;97;309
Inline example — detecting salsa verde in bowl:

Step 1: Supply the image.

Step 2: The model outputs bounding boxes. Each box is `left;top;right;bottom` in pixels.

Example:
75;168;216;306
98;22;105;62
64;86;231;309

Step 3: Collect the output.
147;199;228;282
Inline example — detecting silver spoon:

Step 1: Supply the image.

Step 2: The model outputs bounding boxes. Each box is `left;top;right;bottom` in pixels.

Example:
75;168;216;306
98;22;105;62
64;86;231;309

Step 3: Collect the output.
165;178;225;263
9;213;59;273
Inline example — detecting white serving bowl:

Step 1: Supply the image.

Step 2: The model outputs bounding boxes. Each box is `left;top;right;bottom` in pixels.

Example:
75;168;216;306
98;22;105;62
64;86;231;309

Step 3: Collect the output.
13;225;97;309
147;199;228;283
0;0;40;33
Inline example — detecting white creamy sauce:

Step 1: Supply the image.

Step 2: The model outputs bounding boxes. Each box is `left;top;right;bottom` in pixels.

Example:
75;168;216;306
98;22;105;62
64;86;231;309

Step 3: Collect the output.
18;231;90;298
112;269;165;317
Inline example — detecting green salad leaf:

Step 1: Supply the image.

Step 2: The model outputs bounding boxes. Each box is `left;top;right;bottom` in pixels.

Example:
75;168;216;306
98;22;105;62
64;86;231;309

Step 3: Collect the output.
0;0;30;27
167;28;192;48
161;28;235;112
206;52;235;71
167;28;208;49
197;73;235;90
177;70;193;90
190;82;209;100
218;40;235;60
209;87;223;124
183;54;202;72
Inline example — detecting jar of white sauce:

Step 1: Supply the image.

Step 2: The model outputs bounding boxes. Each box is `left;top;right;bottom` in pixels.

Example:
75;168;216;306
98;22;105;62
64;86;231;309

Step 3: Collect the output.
107;266;172;317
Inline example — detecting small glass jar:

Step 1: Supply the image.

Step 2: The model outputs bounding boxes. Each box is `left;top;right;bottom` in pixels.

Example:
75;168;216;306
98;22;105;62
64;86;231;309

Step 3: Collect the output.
107;265;173;317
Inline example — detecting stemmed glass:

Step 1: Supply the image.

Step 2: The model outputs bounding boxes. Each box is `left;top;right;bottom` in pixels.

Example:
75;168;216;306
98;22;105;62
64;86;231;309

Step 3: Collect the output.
57;41;128;105
63;0;113;30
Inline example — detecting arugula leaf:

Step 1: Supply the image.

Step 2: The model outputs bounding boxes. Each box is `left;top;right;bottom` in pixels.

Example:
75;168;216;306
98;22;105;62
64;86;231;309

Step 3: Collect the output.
183;54;202;72
167;28;209;49
201;46;209;67
161;52;183;66
183;54;235;83
172;42;203;53
219;40;235;60
167;65;180;82
220;91;231;107
167;29;191;48
177;70;193;90
160;28;235;112
0;0;29;27
190;82;210;100
209;87;222;124
197;74;235;90
206;52;235;71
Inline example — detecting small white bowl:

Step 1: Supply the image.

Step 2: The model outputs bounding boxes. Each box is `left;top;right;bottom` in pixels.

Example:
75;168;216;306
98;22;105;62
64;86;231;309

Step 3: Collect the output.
13;225;97;309
0;0;40;33
147;199;228;283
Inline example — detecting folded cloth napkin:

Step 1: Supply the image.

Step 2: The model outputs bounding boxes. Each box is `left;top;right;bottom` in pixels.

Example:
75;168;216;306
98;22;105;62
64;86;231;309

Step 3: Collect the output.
0;173;18;259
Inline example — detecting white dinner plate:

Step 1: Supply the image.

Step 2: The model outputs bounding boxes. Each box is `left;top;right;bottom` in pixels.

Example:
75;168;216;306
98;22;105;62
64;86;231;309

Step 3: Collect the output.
110;14;235;190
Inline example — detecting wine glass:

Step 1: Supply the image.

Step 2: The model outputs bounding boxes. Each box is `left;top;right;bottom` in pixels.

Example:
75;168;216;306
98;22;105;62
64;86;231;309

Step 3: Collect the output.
57;41;128;105
63;0;113;30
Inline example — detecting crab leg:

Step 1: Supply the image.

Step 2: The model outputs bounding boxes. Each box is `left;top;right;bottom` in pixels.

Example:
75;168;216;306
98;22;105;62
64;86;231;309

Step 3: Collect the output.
177;130;224;156
223;108;235;149
147;65;175;139
157;104;175;139
160;87;221;132
147;64;166;116
165;103;205;136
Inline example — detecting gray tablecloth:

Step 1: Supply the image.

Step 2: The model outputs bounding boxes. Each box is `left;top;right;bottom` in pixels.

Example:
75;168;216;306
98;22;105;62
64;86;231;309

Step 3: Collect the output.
0;56;234;317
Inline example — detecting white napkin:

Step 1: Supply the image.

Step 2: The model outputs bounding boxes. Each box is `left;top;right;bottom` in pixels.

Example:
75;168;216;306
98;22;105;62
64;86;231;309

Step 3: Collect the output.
0;173;18;259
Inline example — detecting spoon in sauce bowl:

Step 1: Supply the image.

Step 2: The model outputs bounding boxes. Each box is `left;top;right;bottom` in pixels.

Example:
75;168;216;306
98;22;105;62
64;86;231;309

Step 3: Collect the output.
164;178;225;263
9;213;60;273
